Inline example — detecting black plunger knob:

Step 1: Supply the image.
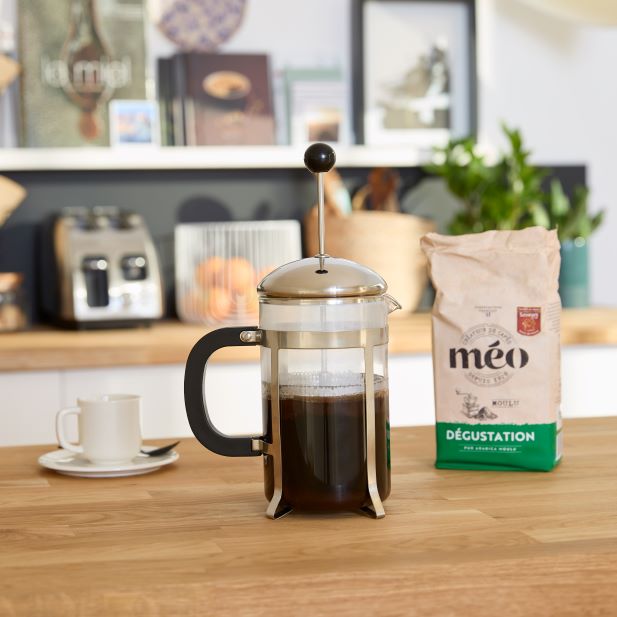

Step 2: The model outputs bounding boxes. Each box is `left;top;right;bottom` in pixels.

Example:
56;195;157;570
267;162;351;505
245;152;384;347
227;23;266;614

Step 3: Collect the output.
304;142;336;173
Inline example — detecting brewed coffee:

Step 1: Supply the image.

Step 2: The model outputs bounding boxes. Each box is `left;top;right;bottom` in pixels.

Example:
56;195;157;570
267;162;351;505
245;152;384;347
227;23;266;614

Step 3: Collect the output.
262;374;390;512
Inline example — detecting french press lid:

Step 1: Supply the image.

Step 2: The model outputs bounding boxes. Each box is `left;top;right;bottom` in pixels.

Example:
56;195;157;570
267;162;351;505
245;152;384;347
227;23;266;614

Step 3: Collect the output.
258;143;387;299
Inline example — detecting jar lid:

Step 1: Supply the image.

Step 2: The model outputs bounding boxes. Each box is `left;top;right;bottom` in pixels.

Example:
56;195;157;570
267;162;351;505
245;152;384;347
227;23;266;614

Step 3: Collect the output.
258;256;387;299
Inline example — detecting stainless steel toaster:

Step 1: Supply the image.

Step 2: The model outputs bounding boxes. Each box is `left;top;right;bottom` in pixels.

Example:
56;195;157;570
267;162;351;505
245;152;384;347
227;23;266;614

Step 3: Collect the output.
40;207;164;328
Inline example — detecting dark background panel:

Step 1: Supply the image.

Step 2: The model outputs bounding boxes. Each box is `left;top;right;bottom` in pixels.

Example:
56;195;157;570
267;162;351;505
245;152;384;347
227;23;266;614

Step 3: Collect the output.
0;164;584;323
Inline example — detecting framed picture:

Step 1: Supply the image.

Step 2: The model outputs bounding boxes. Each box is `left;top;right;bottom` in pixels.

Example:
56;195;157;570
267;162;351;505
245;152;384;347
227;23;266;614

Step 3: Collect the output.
109;100;160;147
285;68;351;145
19;0;147;147
352;0;476;148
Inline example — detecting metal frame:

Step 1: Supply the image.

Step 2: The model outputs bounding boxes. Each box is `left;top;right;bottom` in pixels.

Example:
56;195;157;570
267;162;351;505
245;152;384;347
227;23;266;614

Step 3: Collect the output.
250;327;387;519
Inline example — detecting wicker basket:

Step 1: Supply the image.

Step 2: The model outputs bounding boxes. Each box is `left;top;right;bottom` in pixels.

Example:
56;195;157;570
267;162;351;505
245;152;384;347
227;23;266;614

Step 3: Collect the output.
305;210;435;314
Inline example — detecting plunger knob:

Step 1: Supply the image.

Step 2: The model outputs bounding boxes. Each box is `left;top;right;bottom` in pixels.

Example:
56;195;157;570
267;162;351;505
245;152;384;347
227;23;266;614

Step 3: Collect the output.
304;142;336;174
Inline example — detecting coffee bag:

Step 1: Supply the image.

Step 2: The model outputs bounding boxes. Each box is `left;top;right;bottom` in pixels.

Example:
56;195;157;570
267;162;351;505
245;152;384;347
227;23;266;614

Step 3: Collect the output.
421;227;562;471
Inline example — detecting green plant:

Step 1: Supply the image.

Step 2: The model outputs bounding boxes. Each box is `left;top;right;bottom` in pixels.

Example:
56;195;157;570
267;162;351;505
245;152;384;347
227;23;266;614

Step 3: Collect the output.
548;180;604;242
425;124;603;239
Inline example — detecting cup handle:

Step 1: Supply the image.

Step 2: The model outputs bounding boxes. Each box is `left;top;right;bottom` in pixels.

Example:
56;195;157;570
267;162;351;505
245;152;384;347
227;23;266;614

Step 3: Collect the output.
55;406;84;454
184;326;263;457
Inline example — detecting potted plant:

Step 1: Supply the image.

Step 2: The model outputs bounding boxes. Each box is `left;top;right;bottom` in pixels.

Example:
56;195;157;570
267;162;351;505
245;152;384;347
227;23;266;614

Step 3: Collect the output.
547;181;604;307
425;126;550;234
426;125;604;307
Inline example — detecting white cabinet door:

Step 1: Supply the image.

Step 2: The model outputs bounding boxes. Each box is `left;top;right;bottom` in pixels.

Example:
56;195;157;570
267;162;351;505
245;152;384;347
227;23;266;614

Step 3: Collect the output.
2;344;614;447
61;362;263;441
203;362;263;436
561;345;617;417
61;365;189;441
0;370;62;446
388;353;435;426
388;346;617;426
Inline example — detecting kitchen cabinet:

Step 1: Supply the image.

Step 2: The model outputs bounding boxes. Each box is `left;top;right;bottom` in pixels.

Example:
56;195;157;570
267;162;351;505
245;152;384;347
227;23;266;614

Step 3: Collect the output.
0;370;62;445
1;345;615;447
61;362;262;440
0;363;262;447
1;310;615;445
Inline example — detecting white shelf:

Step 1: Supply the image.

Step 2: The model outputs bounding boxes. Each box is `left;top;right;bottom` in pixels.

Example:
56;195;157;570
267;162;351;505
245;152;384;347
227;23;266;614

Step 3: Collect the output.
0;145;432;172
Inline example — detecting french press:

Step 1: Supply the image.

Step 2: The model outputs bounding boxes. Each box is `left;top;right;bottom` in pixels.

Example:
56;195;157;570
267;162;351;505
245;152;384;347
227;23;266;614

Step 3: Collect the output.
184;143;400;519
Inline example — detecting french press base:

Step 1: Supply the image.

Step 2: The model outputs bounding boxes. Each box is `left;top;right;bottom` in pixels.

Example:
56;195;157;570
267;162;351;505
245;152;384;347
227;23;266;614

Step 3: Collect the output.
184;144;399;519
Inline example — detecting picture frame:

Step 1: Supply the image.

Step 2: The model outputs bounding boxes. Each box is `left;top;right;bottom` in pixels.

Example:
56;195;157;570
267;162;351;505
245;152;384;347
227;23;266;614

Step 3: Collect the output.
284;68;351;145
109;100;160;147
352;0;477;148
18;0;147;147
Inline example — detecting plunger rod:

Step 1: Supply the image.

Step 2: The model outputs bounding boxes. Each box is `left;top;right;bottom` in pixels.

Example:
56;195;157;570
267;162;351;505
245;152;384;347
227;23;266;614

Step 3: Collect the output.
303;142;336;263
318;173;325;257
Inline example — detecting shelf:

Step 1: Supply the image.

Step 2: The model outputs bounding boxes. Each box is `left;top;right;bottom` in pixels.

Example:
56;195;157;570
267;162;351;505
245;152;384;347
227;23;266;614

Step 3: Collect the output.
0;145;432;172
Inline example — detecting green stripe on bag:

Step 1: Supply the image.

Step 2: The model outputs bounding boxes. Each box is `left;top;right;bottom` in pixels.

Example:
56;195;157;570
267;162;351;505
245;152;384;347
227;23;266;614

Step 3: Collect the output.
435;422;560;471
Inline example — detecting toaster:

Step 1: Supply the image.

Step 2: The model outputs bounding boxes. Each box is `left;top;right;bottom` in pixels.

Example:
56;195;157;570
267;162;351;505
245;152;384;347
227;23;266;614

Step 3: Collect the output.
40;207;165;328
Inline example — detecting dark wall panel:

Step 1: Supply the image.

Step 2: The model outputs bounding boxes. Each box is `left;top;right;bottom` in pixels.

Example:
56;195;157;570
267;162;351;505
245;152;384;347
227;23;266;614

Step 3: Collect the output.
0;165;583;323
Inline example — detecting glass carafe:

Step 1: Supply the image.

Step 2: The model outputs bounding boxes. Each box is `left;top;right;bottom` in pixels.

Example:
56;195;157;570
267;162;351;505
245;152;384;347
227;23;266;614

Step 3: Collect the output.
259;291;398;513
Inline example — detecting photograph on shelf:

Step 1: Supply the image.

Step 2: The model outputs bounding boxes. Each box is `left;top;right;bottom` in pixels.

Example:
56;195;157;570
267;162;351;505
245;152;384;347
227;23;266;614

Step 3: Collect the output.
168;52;276;146
352;0;476;148
285;68;351;145
109;100;160;147
18;0;147;147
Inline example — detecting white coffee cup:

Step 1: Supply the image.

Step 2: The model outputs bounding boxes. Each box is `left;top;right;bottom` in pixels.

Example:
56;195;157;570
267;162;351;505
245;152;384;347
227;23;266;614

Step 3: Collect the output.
55;394;142;465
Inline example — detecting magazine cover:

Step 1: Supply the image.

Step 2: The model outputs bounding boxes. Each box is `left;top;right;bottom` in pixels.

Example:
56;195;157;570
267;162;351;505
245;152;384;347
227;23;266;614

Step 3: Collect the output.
18;0;146;147
174;53;275;146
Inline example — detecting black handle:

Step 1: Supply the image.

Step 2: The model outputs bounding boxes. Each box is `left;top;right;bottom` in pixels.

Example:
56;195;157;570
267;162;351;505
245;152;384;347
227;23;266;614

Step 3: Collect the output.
184;326;262;457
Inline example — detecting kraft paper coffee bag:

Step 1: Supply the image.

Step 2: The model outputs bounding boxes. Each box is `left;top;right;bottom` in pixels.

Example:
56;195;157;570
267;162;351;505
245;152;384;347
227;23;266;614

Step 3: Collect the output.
421;227;562;471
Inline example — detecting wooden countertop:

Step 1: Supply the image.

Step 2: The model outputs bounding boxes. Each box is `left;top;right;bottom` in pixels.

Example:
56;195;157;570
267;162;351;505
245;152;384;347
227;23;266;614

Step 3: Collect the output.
1;417;616;616
0;308;616;372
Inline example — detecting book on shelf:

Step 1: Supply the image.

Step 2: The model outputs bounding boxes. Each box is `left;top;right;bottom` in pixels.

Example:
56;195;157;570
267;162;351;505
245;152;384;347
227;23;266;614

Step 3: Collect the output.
158;52;276;147
18;0;147;147
157;57;176;147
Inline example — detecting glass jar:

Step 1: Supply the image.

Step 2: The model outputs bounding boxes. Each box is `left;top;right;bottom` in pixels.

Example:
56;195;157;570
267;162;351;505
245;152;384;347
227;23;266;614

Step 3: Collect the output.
0;273;27;332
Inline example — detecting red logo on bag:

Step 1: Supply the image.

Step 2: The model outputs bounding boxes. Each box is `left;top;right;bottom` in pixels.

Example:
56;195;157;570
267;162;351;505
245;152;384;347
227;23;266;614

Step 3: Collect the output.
517;307;541;336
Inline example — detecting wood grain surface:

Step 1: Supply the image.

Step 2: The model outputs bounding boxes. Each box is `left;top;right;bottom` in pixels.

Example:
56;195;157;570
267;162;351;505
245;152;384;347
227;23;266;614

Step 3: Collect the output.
1;308;616;372
1;417;616;617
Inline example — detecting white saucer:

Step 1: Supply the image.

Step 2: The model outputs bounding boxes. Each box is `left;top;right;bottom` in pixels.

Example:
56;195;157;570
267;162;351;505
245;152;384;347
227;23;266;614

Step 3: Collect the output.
38;446;179;478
